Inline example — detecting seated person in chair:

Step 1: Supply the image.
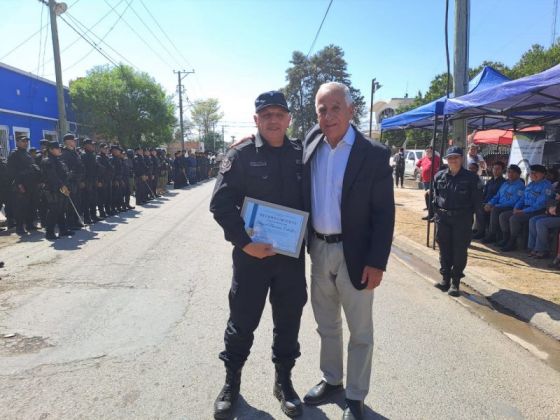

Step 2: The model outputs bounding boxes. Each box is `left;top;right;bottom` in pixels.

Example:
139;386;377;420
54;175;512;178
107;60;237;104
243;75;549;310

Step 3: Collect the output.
498;164;552;252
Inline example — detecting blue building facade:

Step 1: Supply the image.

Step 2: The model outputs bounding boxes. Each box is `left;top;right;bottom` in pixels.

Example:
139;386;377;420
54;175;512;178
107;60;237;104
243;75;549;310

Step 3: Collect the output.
0;62;77;159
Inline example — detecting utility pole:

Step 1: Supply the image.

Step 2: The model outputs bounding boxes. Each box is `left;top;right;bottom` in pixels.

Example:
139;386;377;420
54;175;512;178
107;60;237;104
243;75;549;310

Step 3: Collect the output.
369;78;381;138
221;125;225;153
42;0;68;138
174;69;194;152
453;0;470;150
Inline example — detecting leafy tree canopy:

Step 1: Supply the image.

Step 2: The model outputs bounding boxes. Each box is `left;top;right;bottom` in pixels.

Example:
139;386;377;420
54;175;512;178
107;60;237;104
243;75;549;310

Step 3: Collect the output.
283;45;366;139
384;41;560;148
70;65;176;148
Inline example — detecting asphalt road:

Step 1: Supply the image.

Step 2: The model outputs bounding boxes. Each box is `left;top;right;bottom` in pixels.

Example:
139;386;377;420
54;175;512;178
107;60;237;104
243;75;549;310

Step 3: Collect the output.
1;181;559;420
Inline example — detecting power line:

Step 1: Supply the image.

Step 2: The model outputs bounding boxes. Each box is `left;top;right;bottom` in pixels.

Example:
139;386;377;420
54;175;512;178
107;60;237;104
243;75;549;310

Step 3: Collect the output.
306;0;334;58
41;18;50;76
103;0;172;70
0;0;81;61
63;2;137;72
56;0;128;59
128;2;182;68
36;4;45;77
58;14;119;66
138;0;193;68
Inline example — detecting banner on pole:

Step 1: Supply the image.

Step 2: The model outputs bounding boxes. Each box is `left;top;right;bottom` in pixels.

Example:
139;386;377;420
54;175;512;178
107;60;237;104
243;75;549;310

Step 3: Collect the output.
508;132;546;177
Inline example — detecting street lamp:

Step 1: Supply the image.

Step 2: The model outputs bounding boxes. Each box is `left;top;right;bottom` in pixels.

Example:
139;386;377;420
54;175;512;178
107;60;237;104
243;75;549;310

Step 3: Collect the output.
369;78;382;138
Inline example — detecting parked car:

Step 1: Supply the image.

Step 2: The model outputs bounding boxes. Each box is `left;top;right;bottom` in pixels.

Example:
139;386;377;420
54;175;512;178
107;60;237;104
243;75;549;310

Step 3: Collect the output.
403;149;424;180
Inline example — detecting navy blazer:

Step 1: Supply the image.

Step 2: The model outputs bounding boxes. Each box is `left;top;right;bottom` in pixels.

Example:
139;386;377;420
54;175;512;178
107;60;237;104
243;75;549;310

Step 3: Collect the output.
303;124;395;290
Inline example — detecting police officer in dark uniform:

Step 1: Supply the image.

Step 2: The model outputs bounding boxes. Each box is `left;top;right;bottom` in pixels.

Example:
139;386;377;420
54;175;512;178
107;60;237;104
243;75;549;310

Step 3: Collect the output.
149;148;160;197
143;148;154;199
122;149;135;210
209;91;307;418
80;138;100;223
35;139;49;227
0;149;10;231
60;133;85;229
7;135;41;235
109;145;125;212
433;146;483;297
41;141;72;240
133;147;148;205
97;143;115;216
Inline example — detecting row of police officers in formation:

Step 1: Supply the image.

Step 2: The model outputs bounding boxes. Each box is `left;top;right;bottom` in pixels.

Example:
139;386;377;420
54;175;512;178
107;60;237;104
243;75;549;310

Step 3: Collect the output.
0;133;214;240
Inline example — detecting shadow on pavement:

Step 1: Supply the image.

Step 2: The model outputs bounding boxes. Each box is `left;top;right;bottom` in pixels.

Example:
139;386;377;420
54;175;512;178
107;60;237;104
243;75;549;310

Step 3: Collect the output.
235;395;275;419
301;392;388;419
51;229;99;250
490;289;560;321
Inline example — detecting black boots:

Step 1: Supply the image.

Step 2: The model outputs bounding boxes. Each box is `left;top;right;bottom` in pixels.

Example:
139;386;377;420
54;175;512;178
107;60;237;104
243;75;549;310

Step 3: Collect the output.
214;368;241;419
434;277;451;292
448;278;461;297
273;365;302;417
436;277;460;297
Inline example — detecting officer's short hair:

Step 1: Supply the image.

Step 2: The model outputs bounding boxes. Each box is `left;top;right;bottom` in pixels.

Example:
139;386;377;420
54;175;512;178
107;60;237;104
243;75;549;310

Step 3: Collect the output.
493;161;505;169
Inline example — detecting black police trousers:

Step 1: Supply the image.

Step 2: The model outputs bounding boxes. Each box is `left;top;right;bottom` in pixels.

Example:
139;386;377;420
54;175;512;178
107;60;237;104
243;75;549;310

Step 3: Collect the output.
82;183;97;219
12;188;35;229
45;191;67;234
436;212;473;280
395;169;404;187
220;248;307;371
135;177;147;204
65;181;81;226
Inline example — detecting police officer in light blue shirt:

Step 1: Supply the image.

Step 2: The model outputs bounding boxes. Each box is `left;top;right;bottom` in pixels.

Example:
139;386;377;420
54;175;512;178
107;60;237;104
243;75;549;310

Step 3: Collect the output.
498;164;553;251
482;164;525;244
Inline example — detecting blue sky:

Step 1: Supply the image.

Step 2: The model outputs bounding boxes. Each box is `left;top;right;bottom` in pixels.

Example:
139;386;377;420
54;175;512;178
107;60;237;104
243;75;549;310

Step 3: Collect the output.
1;0;556;141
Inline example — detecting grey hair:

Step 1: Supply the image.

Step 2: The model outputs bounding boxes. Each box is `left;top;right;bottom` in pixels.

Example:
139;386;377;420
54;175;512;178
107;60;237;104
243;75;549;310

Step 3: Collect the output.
315;82;353;108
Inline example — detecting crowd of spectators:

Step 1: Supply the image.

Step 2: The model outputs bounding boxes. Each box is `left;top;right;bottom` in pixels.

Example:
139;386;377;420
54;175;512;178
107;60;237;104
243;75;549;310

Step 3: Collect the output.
393;144;560;269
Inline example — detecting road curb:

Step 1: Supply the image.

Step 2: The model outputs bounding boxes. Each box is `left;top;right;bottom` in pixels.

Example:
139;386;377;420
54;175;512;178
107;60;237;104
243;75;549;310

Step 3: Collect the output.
392;234;560;341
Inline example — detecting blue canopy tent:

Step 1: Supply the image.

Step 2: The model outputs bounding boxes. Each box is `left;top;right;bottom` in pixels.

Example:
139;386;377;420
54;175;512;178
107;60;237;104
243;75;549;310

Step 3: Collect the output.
445;64;560;129
380;66;510;131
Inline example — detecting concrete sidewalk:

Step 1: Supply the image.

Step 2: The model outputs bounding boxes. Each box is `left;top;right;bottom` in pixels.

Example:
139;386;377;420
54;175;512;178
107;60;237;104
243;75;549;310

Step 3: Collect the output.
393;185;560;340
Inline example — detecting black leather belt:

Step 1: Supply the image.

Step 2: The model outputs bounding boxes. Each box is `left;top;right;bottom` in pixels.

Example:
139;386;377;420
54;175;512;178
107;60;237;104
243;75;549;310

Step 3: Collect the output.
314;232;343;243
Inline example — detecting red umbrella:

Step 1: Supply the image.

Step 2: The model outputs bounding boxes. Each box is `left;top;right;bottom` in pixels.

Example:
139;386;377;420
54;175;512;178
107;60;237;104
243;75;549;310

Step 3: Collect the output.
472;126;543;146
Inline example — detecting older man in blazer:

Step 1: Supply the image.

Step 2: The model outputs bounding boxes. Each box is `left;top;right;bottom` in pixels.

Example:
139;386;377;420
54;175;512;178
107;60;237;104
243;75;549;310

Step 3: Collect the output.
302;82;395;420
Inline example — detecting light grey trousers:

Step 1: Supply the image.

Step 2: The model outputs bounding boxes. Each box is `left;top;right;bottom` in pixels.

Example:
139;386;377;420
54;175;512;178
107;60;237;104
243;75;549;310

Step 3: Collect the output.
310;239;374;401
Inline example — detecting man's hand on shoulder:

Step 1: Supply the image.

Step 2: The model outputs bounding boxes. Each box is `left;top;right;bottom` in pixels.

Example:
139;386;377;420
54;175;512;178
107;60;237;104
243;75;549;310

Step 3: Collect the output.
242;242;276;259
361;266;384;290
229;135;255;149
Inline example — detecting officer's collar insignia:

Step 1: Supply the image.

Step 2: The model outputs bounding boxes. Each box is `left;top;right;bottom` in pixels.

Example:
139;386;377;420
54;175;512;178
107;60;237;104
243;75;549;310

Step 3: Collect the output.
220;158;232;174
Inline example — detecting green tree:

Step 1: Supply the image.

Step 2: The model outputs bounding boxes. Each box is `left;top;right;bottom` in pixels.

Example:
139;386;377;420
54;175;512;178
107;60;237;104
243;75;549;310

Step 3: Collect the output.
70;65;176;148
283;45;366;139
190;98;224;140
202;131;224;154
510;42;560;78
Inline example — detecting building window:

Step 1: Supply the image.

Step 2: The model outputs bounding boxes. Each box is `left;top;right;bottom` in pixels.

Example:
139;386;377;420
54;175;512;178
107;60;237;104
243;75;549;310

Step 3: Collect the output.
0;126;9;159
12;127;30;150
42;130;58;141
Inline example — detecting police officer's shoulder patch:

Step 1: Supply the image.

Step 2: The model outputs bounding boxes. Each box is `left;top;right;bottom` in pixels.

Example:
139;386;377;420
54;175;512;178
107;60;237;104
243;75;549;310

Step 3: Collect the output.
220;157;232;174
220;148;238;174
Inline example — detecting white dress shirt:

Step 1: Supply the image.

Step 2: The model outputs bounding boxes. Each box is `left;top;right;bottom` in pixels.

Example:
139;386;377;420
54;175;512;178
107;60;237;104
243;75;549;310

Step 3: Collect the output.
311;125;355;234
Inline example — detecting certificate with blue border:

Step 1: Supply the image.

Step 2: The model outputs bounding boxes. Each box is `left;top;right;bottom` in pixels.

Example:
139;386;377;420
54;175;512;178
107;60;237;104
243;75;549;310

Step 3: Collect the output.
241;197;309;258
